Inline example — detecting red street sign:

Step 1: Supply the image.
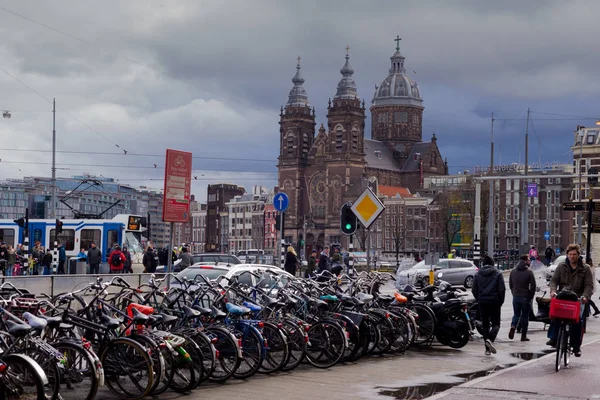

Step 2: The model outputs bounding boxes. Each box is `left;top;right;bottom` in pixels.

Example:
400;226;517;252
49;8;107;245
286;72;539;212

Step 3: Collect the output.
162;149;193;222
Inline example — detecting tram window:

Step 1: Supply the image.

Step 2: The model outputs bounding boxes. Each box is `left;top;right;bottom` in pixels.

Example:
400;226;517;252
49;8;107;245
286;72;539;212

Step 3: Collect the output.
33;229;42;244
0;229;15;247
107;230;118;249
49;229;75;251
81;229;101;250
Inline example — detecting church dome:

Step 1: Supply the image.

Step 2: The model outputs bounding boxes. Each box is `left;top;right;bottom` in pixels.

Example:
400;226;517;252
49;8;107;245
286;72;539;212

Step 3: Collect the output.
372;39;422;107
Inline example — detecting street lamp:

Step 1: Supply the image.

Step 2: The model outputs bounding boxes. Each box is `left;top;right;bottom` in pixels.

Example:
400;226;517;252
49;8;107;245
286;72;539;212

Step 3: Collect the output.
2;110;11;118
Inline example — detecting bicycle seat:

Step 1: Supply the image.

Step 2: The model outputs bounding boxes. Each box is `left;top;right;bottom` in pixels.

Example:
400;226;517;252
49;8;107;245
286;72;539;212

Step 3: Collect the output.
192;305;212;315
38;314;63;327
147;314;163;326
242;301;262;312
100;314;123;330
225;303;251;316
378;294;394;302
23;312;47;331
319;294;339;302
309;298;329;311
183;305;202;319
536;296;551;303
4;320;32;337
262;295;281;308
159;313;179;326
394;293;408;304
130;307;149;325
211;306;227;319
356;293;374;302
400;292;415;301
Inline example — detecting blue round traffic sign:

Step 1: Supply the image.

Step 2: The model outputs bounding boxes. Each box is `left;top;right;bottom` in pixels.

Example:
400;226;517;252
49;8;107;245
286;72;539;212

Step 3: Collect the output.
273;192;289;212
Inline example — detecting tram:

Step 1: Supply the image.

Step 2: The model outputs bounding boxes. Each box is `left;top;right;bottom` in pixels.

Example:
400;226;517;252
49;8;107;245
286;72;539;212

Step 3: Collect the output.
0;214;145;263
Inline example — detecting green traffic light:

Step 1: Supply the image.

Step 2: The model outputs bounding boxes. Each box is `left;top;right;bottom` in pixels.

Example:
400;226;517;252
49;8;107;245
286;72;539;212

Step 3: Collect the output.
345;223;352;230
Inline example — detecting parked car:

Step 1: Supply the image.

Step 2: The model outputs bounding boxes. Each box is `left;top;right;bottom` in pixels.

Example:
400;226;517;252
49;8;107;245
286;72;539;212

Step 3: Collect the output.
545;255;567;282
157;253;242;273
398;258;478;288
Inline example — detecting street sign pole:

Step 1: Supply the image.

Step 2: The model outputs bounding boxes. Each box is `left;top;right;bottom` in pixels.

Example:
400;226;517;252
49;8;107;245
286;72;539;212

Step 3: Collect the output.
167;222;174;289
280;212;285;270
586;197;593;264
272;192;289;270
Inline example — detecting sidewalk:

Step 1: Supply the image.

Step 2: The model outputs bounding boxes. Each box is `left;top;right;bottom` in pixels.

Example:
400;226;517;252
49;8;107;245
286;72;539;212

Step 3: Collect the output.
428;336;600;400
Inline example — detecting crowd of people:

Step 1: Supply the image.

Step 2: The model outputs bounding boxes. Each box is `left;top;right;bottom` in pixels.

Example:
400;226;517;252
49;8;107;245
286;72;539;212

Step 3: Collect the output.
473;243;596;358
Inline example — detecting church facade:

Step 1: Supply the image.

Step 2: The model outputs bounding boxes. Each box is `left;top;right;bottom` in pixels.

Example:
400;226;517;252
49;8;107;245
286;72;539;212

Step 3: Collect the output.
277;39;448;252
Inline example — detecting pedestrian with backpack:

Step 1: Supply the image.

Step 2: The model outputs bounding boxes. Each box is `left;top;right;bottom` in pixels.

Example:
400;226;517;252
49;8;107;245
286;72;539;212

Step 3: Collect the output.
108;245;126;274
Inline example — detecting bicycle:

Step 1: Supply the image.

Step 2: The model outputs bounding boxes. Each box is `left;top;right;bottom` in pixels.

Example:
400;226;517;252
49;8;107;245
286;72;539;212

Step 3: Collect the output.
549;290;582;372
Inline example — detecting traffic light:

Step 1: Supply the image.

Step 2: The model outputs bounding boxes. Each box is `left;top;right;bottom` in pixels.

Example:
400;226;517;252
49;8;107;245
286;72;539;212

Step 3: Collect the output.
299;233;304;247
13;217;25;228
340;203;357;235
56;219;63;234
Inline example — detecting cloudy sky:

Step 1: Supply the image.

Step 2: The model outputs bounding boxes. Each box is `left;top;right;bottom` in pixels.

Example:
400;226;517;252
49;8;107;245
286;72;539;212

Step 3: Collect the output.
1;0;599;201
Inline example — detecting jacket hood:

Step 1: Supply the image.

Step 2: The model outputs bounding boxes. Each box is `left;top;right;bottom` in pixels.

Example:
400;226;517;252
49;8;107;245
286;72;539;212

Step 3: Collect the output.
478;264;499;277
515;260;529;271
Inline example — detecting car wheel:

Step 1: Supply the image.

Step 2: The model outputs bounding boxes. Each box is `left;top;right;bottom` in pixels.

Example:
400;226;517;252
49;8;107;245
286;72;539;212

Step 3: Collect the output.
464;276;474;288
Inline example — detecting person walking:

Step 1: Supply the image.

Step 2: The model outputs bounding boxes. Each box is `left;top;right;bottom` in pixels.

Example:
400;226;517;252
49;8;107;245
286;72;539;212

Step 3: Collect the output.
528;246;538;262
508;255;537;341
587;258;600;317
87;242;102;275
305;249;317;278
6;246;16;277
107;245;126;274
176;246;192;273
472;255;506;355
122;246;133;273
317;246;330;273
142;245;158;273
545;245;554;266
42;249;53;275
547;244;594;357
284;245;299;276
57;242;66;274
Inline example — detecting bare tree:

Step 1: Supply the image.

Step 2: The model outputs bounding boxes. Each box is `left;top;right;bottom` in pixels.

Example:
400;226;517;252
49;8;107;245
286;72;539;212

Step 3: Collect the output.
392;212;408;269
459;179;490;252
434;188;463;254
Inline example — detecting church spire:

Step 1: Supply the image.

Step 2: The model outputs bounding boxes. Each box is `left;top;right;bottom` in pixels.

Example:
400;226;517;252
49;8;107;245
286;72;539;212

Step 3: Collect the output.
334;46;358;100
390;35;406;74
287;56;309;107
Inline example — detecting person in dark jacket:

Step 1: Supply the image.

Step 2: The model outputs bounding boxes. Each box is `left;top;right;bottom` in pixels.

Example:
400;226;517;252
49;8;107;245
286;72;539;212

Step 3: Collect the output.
284;246;299;276
122;246;133;273
176;247;192;273
143;245;158;273
305;249;317;278
508;255;537;341
317;246;330;273
87;243;102;275
57;242;66;274
472;255;506;355
544;246;554;266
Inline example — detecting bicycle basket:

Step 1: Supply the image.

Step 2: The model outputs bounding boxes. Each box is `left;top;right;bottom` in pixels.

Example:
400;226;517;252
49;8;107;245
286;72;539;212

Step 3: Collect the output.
549;298;580;323
7;297;40;318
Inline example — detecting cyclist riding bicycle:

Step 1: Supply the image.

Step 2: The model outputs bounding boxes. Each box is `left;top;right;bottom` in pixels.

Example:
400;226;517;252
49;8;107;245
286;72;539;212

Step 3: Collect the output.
547;243;594;357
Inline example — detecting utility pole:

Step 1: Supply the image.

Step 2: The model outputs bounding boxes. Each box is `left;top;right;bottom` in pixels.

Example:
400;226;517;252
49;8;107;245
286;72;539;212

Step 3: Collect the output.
51;98;57;219
577;127;584;245
520;108;530;253
487;112;495;255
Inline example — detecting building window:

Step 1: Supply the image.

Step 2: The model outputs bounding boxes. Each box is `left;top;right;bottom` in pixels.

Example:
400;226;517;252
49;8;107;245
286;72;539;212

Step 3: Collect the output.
351;126;359;152
303;133;309;155
394;111;408;123
335;125;343;152
286;132;295;156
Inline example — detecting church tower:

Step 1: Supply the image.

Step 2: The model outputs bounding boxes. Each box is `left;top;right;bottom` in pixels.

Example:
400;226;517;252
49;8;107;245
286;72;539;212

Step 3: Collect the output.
371;37;424;147
277;57;316;235
326;48;366;160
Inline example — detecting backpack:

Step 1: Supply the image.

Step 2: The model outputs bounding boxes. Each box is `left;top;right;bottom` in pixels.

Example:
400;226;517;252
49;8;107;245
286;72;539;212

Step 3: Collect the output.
111;252;123;267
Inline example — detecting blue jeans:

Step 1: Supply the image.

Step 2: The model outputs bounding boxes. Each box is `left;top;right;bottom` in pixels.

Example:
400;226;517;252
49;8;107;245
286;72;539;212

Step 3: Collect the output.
511;296;531;337
6;265;13;276
43;266;51;275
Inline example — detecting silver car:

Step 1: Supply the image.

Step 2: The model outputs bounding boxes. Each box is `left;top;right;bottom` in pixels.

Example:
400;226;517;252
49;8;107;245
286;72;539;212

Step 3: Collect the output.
545;255;566;282
433;259;479;288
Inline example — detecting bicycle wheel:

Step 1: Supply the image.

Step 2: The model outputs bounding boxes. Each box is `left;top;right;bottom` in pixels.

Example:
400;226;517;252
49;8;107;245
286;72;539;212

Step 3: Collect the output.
233;325;264;380
563;324;570;368
0;354;48;400
259;322;289;374
305;321;346;369
28;348;61;400
129;333;170;396
555;324;564;372
370;313;395;355
168;339;200;392
280;319;307;372
411;304;436;345
206;326;241;383
184;329;216;383
388;312;413;354
52;341;99;400
99;338;154;400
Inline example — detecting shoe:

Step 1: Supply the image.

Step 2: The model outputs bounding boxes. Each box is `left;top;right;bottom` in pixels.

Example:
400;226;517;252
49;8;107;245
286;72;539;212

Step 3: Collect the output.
573;348;582;357
485;349;491;355
485;339;497;354
593;310;600;317
508;326;515;340
521;337;530;342
546;339;556;347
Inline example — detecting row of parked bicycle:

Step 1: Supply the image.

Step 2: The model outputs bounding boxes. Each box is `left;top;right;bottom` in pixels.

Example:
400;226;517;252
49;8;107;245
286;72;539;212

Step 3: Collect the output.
0;268;478;399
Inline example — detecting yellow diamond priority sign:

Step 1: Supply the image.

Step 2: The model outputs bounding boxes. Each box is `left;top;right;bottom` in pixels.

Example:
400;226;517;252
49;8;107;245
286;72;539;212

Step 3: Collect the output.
351;188;385;229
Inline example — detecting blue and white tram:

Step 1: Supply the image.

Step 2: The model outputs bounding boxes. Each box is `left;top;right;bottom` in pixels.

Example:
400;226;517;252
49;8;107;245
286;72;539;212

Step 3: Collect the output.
0;214;145;263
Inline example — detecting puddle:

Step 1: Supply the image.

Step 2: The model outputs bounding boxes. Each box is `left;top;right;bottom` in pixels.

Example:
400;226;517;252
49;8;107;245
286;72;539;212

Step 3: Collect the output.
510;349;553;360
377;363;517;399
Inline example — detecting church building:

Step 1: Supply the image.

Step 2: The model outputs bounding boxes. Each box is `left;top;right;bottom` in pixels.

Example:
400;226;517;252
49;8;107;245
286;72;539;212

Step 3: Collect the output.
277;38;447;251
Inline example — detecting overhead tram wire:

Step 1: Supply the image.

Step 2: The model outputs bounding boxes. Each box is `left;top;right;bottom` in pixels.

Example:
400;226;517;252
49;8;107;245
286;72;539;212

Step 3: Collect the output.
0;65;128;153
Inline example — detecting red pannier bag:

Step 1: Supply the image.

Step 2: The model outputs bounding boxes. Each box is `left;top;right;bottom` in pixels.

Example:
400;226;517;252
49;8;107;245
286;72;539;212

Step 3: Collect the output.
549;298;580;323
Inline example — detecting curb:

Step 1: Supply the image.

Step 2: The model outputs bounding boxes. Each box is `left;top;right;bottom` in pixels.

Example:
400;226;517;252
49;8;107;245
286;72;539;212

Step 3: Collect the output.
425;335;600;399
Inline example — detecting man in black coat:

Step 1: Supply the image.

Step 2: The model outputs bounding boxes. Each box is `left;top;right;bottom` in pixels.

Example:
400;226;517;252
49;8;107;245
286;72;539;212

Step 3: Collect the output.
472;255;506;355
87;242;102;275
317;246;330;273
508;255;537;341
